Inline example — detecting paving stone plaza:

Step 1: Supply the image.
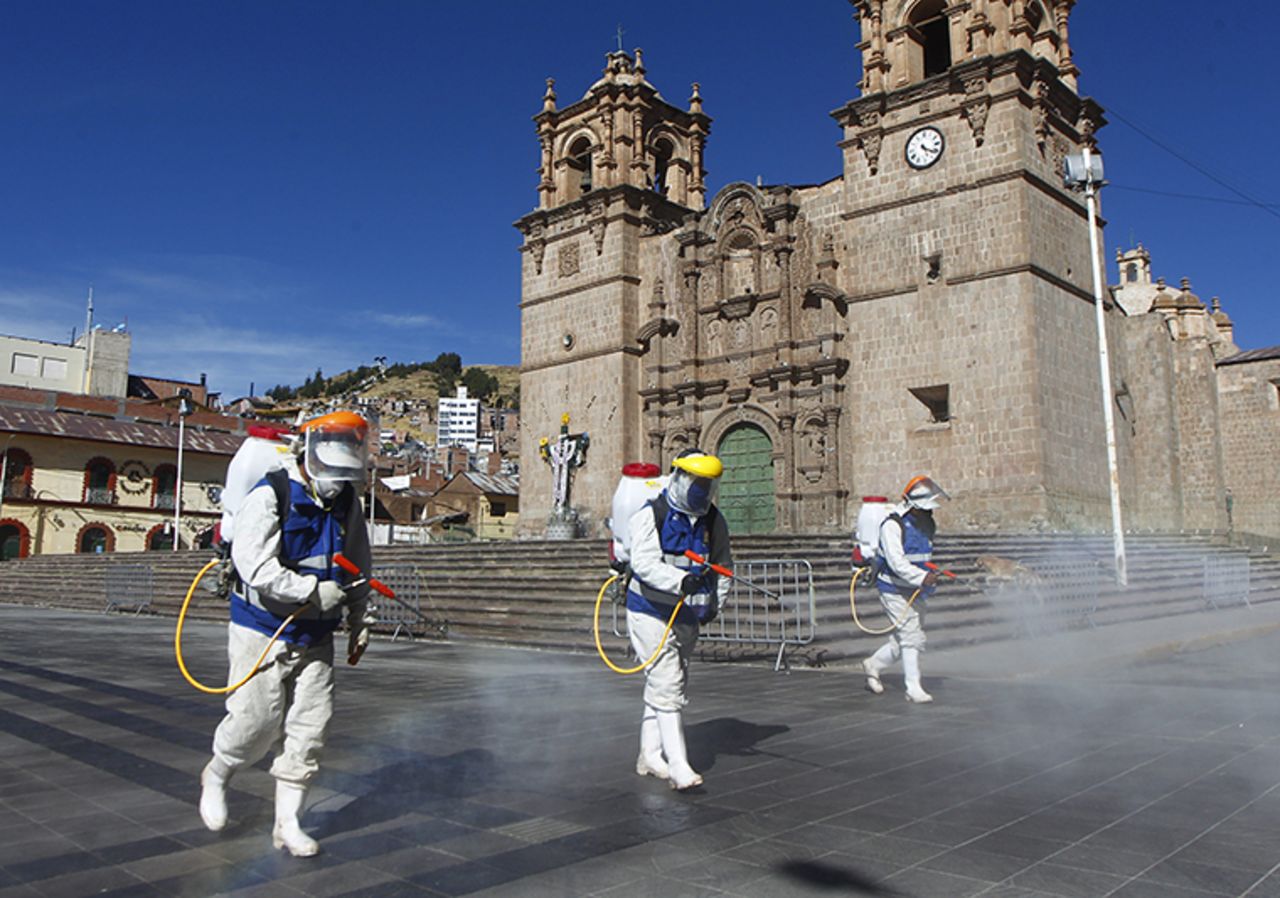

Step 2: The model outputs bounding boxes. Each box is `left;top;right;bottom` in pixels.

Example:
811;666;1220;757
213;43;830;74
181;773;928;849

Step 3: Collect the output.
1;606;1279;897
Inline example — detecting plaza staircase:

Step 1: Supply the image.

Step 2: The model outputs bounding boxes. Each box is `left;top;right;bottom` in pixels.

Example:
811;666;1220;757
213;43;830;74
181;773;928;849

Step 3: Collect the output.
0;530;1277;668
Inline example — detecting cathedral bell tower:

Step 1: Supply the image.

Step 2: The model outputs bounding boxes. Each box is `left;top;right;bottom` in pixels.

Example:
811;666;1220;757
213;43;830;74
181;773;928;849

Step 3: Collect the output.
830;1;1119;530
515;49;711;534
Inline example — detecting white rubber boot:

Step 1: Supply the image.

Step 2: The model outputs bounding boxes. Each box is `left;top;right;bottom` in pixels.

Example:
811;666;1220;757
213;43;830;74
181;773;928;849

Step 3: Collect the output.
862;642;898;695
902;647;933;703
199;758;230;832
636;706;670;780
272;781;319;857
655;710;703;791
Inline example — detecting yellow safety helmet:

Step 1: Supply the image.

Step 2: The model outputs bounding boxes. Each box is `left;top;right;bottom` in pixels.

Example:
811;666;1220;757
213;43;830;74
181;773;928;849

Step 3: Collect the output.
671;450;724;480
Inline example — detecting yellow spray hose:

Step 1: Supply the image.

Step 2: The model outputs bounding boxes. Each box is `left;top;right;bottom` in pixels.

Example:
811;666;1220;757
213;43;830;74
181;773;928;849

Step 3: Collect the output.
175;558;302;695
849;566;922;636
593;573;686;675
849;561;956;635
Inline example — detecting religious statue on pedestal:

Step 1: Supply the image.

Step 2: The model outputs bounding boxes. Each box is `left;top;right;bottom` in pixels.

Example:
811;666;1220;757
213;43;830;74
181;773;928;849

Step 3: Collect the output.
539;412;589;538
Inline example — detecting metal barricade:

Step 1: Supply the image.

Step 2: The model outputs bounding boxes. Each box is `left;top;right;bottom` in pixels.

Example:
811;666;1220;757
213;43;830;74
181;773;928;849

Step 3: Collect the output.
986;556;1101;637
1203;553;1251;609
613;559;816;672
104;563;153;615
369;564;424;641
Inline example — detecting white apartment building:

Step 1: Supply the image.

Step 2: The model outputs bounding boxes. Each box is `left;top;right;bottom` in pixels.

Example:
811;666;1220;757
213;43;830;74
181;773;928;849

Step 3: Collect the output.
436;385;479;451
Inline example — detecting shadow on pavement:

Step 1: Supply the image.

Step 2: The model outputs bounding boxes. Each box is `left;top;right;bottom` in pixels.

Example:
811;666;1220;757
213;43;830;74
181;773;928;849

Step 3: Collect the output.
776;859;901;895
687;717;790;772
311;747;499;837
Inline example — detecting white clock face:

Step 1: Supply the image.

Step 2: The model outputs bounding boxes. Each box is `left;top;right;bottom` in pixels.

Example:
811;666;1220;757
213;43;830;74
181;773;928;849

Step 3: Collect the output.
905;127;945;169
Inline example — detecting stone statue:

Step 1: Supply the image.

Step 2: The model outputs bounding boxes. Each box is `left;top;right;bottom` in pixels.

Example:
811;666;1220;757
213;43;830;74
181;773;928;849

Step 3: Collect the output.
539;413;590;538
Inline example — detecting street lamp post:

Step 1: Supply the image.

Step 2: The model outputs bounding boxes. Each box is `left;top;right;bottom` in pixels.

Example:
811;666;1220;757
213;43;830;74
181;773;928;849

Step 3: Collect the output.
1065;145;1127;586
174;389;194;552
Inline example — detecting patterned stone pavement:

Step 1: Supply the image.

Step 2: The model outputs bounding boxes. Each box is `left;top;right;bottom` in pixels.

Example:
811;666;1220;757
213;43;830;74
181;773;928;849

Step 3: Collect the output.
1;605;1279;897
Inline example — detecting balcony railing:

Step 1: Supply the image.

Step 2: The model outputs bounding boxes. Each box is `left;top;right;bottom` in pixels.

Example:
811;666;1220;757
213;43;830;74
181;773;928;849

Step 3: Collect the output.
86;488;118;505
2;483;32;500
153;494;176;510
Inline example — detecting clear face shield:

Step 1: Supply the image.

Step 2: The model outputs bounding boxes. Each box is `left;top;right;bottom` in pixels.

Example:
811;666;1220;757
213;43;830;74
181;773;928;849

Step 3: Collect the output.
303;426;368;499
668;469;719;516
904;476;949;511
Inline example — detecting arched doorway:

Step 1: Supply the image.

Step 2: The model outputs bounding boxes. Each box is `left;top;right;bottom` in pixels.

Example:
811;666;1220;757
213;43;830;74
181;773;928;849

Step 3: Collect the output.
146;523;174;551
0;520;29;560
716;424;776;535
77;524;113;554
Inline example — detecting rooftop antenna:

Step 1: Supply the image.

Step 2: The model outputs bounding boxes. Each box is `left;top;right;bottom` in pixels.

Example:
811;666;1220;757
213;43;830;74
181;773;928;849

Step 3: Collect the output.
81;286;94;392
616;23;624;52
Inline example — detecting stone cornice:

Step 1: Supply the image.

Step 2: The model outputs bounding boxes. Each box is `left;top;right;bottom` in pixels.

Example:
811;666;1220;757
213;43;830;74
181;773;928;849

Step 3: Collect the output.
514;184;693;236
831;51;1101;133
840;166;1099;223
521;341;642;375
520;274;642;309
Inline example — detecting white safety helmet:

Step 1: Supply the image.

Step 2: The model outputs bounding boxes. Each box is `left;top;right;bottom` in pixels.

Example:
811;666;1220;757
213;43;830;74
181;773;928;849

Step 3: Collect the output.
903;475;949;511
300;411;369;493
667;449;724;516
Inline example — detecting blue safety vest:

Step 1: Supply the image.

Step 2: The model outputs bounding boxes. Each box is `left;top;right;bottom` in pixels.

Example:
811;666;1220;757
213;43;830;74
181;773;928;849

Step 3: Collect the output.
627;493;719;625
230;476;352;646
875;511;936;598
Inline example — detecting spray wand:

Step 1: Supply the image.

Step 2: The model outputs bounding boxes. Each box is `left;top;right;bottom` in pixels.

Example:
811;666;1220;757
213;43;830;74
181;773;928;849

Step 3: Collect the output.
333;553;422;666
682;550;785;603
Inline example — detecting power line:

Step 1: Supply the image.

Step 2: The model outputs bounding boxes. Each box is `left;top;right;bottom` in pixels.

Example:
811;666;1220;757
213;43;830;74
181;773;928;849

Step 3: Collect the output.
1108;183;1280;209
1105;105;1280;222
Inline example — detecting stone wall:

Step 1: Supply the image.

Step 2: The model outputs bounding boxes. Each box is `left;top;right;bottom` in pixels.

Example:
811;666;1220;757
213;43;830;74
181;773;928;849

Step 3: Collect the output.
1218;357;1280;540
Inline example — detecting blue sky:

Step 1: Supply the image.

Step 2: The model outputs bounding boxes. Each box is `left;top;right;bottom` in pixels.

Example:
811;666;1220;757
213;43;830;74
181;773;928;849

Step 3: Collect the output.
2;1;1274;398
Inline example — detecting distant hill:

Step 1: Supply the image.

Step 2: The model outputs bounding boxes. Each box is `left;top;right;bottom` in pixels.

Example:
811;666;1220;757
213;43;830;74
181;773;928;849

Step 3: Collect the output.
262;358;518;445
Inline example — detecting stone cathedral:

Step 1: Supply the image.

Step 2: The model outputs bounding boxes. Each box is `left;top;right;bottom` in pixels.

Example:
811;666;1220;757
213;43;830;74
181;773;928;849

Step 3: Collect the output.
516;1;1280;541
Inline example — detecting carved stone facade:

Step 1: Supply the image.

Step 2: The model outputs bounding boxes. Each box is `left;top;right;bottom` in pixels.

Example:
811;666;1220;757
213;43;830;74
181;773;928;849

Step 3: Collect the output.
516;3;1273;540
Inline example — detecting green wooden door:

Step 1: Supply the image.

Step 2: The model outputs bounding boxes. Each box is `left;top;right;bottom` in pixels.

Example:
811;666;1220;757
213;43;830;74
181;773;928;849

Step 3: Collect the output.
716;425;776;535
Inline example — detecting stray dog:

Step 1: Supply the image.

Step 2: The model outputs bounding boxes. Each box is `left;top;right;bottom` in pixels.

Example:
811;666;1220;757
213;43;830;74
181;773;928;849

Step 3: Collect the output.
975;554;1038;584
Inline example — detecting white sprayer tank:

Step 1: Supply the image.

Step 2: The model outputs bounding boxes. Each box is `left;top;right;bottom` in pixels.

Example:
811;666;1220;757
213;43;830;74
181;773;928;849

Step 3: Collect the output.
609;463;666;564
854;495;892;566
219;424;293;543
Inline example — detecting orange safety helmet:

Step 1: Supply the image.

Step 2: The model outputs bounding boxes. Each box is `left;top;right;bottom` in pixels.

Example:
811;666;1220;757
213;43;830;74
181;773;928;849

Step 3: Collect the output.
299;410;368;439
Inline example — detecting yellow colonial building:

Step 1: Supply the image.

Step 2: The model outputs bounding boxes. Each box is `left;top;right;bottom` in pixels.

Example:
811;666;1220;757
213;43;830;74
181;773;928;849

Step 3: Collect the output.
0;386;243;558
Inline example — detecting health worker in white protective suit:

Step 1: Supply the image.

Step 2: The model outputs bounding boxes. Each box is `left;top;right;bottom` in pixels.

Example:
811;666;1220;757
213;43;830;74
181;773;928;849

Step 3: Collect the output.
862;475;949;703
198;411;374;857
626;449;732;791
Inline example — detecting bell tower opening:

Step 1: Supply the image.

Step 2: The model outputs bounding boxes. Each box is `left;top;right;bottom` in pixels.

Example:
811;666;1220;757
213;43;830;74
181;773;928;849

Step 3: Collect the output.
565;136;593;201
651;137;674;197
909;0;951;78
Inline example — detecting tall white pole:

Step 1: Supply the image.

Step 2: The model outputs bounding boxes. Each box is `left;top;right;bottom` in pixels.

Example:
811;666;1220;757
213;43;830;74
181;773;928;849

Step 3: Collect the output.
174;415;185;552
1083;144;1127;586
81;286;94;394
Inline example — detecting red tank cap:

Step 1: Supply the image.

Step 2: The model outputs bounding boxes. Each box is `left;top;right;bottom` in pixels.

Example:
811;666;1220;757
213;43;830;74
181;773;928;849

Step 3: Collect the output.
246;423;292;440
861;496;889;503
622;462;661;478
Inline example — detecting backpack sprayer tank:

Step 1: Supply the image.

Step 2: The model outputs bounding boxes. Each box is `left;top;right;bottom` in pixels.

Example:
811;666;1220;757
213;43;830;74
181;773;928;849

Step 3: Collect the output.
853;495;891;570
219;423;294;545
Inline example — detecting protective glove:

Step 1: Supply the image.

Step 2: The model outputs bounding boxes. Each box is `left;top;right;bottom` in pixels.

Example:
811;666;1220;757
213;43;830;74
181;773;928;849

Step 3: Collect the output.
680;571;711;597
347;604;375;663
312;580;346;613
